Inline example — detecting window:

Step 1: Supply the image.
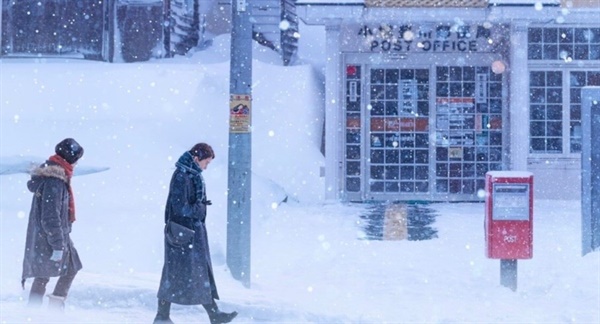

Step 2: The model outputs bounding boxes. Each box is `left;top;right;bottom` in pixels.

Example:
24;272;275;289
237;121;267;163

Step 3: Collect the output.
529;27;600;61
528;27;600;155
529;71;563;153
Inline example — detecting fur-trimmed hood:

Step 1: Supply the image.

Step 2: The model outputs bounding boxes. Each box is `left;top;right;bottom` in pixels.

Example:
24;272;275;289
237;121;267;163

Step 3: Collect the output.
27;163;68;193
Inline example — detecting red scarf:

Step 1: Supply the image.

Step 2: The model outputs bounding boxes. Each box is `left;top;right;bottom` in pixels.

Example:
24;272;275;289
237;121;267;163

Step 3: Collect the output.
49;154;76;223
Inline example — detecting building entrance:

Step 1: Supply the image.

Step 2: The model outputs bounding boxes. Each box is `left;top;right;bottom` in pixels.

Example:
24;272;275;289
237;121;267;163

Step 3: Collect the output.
343;54;506;201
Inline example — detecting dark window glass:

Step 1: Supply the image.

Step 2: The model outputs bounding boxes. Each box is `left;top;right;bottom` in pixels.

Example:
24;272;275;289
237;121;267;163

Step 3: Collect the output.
450;83;462;96
436;163;448;177
450;67;462;81
415;182;429;193
400;69;415;80
437;67;449;81
530;71;546;86
543;44;558;60
385;182;399;192
371;85;385;100
529;28;542;43
371;101;385;115
415;150;429;163
463;163;475;177
547;138;562;152
400;150;414;163
476;163;489;177
530;88;546;104
346;178;360;192
417;101;429;116
371;69;384;83
415;134;429;148
371;166;384;179
436;147;448;161
385;69;399;84
385;150;399;163
559;28;574;43
589;72;600;86
543;28;558;43
559;45;573;60
436;180;448;193
530;138;545;152
529;44;542;60
400;182;415;193
574;45;589;60
547;105;562;119
490;99;502;114
463;147;475;161
416;69;429;82
531;121;545;136
416;166;429;180
547;122;562;136
371;149;384;163
347;161;361;175
346;145;360;159
385;166;399;180
463;83;475;97
547;71;562;86
370;181;384;192
437;83;449;97
531;105;545;119
590;45;600;60
547;88;562;104
400;166;414;180
575;28;590;43
570;105;581;120
490;132;502;146
347;131;360;144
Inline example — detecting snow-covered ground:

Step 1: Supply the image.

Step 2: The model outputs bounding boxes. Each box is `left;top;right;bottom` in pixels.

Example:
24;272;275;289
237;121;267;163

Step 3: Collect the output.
1;26;599;323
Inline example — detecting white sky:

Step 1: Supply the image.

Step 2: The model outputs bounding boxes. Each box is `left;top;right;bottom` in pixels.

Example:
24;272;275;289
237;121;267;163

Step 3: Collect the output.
1;24;599;323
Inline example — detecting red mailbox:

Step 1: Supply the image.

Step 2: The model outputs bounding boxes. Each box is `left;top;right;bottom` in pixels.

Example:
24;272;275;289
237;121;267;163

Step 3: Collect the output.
485;171;533;259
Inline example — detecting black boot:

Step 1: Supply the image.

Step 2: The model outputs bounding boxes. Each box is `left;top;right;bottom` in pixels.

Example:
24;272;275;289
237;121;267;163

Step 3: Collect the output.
153;299;174;324
203;300;238;324
27;278;49;308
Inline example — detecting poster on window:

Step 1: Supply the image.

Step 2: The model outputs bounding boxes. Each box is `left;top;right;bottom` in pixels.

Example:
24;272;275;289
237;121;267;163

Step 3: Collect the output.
436;97;475;146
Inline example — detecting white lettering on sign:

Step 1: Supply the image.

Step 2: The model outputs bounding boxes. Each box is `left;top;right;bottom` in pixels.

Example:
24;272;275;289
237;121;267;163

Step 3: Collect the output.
504;235;517;243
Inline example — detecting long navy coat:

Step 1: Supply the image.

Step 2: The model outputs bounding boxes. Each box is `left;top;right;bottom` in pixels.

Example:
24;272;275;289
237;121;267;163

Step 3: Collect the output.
157;152;218;305
22;162;83;281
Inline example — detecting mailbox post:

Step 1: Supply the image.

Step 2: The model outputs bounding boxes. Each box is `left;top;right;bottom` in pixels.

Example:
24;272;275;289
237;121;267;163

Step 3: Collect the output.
485;171;533;291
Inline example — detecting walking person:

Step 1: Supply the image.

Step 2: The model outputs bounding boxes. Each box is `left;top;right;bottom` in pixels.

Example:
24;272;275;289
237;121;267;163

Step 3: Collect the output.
154;143;237;324
21;138;85;311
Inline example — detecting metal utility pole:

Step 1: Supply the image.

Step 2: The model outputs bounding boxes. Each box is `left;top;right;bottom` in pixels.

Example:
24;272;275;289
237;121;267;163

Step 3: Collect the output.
227;0;252;288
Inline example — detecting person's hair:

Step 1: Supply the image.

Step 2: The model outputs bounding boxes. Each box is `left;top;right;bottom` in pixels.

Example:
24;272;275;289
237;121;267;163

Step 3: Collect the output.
189;143;215;161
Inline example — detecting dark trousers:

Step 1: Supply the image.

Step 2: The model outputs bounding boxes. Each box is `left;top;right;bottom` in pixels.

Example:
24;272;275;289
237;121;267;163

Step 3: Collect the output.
28;271;77;306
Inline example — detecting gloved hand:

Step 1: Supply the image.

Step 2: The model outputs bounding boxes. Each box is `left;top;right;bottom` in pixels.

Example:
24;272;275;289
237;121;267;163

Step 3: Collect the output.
203;199;212;206
50;250;64;262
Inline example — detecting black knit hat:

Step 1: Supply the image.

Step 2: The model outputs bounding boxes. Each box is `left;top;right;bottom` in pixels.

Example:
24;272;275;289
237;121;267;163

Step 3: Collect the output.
55;138;84;164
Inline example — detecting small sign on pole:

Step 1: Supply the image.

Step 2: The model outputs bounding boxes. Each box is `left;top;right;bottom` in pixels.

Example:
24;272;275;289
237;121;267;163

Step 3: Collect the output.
229;94;251;133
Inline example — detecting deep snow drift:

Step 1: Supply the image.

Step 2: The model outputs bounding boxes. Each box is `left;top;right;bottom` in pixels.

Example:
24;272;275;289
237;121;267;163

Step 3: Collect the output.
1;31;599;323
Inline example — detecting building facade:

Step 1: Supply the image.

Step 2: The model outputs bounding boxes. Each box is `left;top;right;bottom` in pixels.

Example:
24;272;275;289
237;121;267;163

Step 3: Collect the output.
297;0;600;202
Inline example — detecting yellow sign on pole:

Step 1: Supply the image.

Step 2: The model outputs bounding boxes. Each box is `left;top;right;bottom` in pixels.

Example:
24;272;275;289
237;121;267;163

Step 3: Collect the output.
229;94;251;133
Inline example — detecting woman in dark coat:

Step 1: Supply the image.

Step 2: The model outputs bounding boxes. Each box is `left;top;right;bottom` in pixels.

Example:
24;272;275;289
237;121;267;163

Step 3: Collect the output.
22;138;84;310
154;143;237;324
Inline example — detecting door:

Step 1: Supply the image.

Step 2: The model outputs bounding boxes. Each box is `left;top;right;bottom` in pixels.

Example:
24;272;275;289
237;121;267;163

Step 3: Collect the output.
343;54;506;201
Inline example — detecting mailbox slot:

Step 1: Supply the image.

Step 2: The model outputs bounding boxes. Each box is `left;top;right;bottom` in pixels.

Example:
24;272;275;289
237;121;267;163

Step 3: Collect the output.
492;184;530;221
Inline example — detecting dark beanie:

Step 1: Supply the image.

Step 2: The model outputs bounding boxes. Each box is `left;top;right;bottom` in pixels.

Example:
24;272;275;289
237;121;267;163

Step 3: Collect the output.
55;138;84;164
